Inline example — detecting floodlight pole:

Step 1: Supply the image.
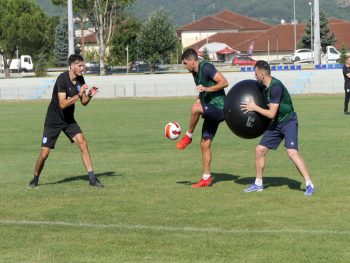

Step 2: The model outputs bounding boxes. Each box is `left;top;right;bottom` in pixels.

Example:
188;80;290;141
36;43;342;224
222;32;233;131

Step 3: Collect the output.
313;0;321;65
309;2;313;64
68;0;74;56
293;0;296;51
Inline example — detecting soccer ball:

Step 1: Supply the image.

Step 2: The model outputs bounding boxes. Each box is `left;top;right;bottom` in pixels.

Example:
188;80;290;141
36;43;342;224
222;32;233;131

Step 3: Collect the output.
165;122;181;140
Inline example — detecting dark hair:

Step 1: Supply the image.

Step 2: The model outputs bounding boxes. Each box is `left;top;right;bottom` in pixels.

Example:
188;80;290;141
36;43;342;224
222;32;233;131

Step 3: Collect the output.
182;48;198;61
68;54;84;66
255;60;271;75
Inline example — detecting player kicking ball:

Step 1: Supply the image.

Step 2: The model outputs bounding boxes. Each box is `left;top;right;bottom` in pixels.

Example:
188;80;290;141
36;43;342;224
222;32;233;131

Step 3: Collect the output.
28;54;103;188
176;49;228;188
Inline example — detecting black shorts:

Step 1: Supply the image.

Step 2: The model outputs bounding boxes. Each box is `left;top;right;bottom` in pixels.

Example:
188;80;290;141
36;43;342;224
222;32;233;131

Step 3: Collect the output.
41;122;82;149
201;103;225;140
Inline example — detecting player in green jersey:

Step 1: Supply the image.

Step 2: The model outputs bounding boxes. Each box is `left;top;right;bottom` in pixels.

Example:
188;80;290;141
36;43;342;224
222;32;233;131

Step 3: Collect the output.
177;48;228;188
241;60;314;196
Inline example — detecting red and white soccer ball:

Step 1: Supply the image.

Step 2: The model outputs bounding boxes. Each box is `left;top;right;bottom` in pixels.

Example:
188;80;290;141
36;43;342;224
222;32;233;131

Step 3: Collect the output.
165;122;181;140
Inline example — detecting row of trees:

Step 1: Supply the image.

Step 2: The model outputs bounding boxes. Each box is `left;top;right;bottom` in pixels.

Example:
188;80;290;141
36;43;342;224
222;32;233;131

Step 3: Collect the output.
1;0;346;78
0;0;180;78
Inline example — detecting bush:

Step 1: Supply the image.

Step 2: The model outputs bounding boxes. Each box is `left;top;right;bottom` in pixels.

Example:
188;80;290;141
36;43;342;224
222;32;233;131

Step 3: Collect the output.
35;54;48;77
338;44;348;64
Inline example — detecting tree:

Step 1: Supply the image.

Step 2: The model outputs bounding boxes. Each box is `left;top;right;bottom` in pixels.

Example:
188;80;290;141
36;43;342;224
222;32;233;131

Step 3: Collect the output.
319;11;336;52
54;14;70;66
52;0;135;75
109;15;141;65
52;0;87;56
202;47;210;62
0;0;55;78
169;39;183;64
338;43;348;64
54;14;81;66
137;8;178;70
301;10;336;52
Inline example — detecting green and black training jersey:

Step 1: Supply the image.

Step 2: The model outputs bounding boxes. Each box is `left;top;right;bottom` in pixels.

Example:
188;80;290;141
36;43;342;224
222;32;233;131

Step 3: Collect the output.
265;77;295;123
192;61;226;109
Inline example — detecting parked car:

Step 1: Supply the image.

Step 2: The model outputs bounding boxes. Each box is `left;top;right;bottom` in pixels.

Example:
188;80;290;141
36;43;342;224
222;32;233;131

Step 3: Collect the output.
84;62;111;74
291;46;340;64
129;61;151;72
232;55;257;66
290;49;313;62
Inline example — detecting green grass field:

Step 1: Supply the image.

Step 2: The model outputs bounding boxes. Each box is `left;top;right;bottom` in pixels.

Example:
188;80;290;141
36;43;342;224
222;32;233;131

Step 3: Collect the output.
0;96;349;263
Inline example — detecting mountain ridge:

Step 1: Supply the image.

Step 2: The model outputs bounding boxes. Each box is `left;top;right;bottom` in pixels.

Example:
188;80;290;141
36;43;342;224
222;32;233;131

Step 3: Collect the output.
35;0;350;26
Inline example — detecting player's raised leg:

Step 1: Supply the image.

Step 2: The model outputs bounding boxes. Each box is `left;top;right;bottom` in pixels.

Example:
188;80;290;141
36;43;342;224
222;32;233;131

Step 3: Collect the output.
176;100;203;150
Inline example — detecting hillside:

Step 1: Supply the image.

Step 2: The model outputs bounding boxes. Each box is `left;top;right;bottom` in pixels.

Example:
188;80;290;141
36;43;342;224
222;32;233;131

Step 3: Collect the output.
129;0;350;26
35;0;350;26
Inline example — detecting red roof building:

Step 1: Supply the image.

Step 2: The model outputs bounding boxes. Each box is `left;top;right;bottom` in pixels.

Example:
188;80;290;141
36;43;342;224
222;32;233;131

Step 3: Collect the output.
177;10;272;48
184;13;350;62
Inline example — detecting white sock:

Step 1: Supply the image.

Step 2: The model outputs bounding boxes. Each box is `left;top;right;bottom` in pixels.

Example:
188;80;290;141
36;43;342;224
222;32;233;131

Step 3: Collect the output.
306;181;314;188
186;131;193;138
255;178;263;186
202;174;211;180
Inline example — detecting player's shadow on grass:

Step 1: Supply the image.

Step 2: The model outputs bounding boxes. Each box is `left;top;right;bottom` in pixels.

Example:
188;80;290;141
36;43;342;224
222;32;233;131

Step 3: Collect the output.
234;176;303;191
176;173;240;186
43;171;121;185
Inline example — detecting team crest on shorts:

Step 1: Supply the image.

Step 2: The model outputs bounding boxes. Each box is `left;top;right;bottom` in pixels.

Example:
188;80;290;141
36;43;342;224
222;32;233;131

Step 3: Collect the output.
42;137;47;144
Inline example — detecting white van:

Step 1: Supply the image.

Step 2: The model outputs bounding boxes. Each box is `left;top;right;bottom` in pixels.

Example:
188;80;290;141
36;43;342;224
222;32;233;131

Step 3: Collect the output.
9;55;34;72
323;46;340;63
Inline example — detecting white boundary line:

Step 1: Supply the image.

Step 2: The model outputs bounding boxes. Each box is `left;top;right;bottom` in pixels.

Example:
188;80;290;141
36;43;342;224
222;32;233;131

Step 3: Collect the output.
1;220;349;235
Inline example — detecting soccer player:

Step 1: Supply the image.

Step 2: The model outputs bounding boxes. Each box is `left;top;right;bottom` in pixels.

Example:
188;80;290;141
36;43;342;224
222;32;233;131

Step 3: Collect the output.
343;56;350;115
240;60;314;196
28;54;103;188
176;48;228;188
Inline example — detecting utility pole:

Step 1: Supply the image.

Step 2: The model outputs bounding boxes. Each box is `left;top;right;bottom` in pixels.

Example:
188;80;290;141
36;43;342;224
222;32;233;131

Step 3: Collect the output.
126;45;129;74
293;0;296;51
309;2;313;64
313;0;321;65
67;0;74;56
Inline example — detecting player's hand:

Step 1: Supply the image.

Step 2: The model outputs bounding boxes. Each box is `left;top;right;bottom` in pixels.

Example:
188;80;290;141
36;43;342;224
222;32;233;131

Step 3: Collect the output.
88;86;99;97
79;84;88;97
195;85;208;92
240;97;256;113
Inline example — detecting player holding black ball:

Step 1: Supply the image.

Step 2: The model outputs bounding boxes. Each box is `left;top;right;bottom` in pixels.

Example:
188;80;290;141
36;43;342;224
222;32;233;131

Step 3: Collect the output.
241;60;314;196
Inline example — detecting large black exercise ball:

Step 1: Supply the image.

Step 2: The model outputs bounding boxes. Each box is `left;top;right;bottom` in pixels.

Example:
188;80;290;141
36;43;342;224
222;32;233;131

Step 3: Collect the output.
224;79;271;139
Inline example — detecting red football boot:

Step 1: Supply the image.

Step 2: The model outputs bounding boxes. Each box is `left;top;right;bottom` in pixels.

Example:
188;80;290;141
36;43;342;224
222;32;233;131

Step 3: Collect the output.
192;177;213;188
176;135;192;150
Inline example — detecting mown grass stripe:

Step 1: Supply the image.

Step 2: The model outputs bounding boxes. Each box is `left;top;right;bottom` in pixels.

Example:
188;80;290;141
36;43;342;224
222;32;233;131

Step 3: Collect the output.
1;220;349;235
